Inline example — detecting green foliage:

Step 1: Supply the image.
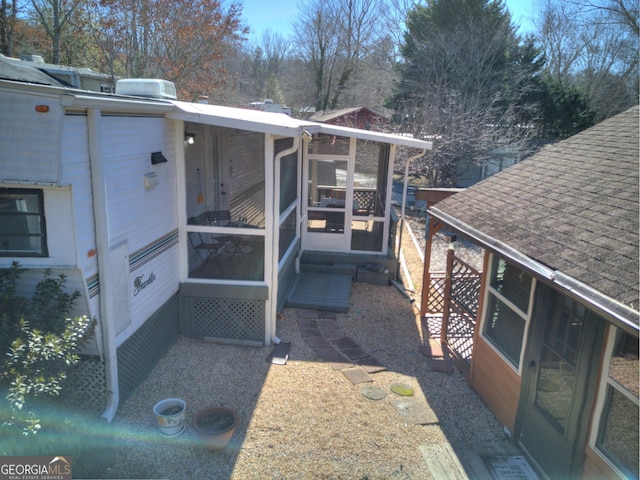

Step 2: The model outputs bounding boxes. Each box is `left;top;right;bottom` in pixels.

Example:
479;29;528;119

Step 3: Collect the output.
0;264;94;436
538;76;596;139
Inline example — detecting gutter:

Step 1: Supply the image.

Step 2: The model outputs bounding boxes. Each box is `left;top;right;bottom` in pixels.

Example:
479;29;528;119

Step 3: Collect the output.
430;207;640;334
268;135;301;345
87;108;120;421
396;148;427;280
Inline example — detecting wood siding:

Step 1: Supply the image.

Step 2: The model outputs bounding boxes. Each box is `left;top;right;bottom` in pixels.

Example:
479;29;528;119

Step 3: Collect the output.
470;336;521;434
582;447;620;479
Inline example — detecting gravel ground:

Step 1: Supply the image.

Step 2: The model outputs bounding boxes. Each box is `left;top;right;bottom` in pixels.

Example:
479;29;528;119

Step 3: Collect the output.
96;218;505;480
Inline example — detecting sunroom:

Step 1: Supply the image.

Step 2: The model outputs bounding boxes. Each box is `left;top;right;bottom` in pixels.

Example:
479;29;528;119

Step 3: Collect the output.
168;102;431;346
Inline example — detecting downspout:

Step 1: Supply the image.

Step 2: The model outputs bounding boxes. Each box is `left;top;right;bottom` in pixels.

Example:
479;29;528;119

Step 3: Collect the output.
87;108;120;421
396;148;427;280
269;136;301;345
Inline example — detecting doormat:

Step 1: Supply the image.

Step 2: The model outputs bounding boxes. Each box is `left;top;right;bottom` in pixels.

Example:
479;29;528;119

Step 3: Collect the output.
481;455;538;480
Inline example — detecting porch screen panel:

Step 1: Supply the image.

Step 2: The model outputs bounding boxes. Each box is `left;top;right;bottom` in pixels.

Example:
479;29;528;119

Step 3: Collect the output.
277;138;297;215
226;130;265;228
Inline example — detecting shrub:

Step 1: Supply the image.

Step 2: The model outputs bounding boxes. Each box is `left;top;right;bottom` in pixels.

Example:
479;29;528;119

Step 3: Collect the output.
0;263;94;436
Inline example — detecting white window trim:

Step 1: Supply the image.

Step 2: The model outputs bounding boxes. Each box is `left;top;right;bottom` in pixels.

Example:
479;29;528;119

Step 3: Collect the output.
479;253;536;374
589;325;640;478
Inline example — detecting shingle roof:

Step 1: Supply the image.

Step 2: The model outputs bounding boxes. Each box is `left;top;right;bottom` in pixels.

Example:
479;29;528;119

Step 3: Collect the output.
431;106;639;313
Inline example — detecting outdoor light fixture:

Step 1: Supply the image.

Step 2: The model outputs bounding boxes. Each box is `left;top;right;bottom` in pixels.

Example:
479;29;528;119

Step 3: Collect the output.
151;151;168;165
184;132;196;145
302;130;313;142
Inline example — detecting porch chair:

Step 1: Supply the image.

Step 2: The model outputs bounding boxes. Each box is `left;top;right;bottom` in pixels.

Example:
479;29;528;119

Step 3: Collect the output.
187;212;233;263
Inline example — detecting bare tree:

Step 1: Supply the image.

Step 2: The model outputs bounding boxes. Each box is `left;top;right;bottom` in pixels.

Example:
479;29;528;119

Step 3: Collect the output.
0;0;19;56
88;0;247;101
536;0;639;120
27;0;83;64
293;0;382;111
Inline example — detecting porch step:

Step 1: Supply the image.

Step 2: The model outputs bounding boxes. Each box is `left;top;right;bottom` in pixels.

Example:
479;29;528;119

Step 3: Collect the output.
285;271;352;312
301;262;357;278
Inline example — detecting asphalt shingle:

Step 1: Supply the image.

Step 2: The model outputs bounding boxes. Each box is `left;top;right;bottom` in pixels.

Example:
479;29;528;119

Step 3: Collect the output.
432;107;639;312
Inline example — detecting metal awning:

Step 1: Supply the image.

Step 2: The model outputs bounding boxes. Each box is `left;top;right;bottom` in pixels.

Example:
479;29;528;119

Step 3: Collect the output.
168;101;433;150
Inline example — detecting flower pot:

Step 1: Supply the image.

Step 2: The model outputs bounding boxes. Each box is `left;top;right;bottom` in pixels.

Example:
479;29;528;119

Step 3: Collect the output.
192;407;238;450
153;398;186;437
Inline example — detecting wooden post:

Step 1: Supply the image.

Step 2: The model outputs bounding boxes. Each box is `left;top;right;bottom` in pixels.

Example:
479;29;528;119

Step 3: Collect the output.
441;242;455;341
420;214;442;318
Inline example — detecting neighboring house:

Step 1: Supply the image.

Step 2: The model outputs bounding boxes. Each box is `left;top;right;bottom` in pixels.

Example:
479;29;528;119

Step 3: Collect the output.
422;107;639;479
455;146;522;187
0;70;431;422
306;107;391;132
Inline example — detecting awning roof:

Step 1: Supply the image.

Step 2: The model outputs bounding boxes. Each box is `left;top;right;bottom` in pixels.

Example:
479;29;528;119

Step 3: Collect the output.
168;101;432;150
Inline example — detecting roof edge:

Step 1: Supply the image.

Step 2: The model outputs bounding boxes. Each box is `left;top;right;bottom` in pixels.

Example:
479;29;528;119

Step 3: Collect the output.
430;207;639;333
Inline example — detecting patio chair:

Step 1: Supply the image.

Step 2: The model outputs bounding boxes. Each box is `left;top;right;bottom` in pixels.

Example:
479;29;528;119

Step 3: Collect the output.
187;214;233;263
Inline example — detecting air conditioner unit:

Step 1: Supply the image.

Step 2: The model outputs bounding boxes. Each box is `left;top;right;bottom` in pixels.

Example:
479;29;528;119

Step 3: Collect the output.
115;78;177;100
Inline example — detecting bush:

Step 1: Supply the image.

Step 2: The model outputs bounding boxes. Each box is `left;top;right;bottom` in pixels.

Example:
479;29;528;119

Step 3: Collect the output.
0;263;94;436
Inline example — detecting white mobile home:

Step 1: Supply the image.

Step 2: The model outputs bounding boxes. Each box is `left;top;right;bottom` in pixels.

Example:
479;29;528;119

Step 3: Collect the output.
0;75;431;420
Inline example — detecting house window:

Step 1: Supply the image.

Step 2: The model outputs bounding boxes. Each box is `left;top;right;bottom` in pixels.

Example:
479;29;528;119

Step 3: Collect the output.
0;188;48;257
595;328;639;478
483;256;532;367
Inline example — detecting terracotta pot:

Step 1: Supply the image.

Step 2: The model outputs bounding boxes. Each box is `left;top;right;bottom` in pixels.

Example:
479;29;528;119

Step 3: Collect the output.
192;407;238;450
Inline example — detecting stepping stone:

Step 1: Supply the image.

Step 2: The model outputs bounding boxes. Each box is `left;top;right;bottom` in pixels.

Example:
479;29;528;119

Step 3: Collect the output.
303;336;331;348
390;383;415;396
321;328;345;340
356;357;387;373
332;336;359;349
342;367;372;385
341;346;370;360
299;326;322;338
317;311;338;320
297;309;318;318
388;396;438;425
360;385;387;400
420;338;444;357
317;319;341;330
297;318;317;329
313;346;351;370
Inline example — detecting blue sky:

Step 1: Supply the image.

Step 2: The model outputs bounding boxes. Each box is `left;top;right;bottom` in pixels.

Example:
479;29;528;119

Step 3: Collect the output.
239;0;538;40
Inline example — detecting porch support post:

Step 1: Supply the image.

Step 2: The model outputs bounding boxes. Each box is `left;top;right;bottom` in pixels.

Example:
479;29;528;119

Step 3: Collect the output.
441;241;455;342
420;215;442;318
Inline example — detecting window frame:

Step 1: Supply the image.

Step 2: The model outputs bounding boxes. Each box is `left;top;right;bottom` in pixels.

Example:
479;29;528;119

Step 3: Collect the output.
480;254;535;372
0;187;48;258
590;326;639;478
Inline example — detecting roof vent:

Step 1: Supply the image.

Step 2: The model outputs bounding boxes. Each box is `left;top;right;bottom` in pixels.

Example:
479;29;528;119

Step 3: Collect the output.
115;78;177;100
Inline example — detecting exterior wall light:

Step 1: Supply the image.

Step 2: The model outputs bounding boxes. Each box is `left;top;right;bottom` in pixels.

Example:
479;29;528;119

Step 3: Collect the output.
185;133;196;145
151;151;168;165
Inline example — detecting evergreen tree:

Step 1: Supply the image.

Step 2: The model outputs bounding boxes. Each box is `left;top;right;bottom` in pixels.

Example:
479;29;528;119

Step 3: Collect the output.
391;0;545;186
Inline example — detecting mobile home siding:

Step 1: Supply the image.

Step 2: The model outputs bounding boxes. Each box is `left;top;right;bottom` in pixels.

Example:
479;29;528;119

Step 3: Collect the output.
0;90;62;183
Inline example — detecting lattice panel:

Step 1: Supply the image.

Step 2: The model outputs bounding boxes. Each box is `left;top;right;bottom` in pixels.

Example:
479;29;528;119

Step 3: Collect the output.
181;296;264;342
450;258;482;317
427;273;446;314
444;311;475;364
117;295;179;403
60;356;107;415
